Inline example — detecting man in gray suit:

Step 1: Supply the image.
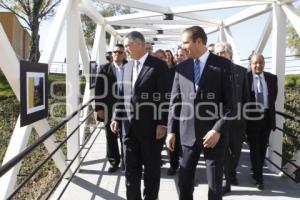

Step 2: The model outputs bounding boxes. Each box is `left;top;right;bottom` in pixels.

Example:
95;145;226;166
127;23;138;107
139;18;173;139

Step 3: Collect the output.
215;42;250;194
166;26;235;200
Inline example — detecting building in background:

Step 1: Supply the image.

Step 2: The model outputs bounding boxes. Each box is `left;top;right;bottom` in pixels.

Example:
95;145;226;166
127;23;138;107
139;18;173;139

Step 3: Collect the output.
0;12;30;60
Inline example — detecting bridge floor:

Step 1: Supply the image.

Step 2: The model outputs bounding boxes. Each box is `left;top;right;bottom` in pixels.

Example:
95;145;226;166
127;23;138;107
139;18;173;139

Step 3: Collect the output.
51;127;300;200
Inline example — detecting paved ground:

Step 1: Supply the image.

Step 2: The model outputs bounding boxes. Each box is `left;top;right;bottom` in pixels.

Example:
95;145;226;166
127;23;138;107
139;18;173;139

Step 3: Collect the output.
51;127;300;200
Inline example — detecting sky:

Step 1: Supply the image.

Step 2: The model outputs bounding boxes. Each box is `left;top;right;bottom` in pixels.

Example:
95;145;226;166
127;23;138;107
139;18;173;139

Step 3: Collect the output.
2;0;300;65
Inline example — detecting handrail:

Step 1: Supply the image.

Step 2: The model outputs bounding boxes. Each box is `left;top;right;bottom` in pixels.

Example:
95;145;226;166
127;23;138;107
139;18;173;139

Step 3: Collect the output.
0;98;94;178
46;124;102;199
6;110;96;199
276;126;300;140
276;110;300;123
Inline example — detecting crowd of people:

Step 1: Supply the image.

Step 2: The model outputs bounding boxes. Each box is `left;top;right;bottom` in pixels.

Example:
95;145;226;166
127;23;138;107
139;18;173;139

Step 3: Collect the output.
94;25;278;200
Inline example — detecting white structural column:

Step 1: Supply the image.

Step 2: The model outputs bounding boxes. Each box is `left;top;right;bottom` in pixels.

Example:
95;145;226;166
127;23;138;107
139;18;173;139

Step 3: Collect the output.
224;27;241;64
66;0;81;170
255;13;272;54
268;2;286;173
98;25;108;65
91;24;102;61
109;34;117;51
79;23;92;146
218;23;226;42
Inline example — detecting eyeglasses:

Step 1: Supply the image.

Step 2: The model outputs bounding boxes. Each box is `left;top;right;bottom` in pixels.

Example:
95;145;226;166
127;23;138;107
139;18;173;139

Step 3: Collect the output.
113;50;124;54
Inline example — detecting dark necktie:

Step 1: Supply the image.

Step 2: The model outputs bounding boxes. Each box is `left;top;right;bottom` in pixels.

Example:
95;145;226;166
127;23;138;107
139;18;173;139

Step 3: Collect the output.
256;76;264;106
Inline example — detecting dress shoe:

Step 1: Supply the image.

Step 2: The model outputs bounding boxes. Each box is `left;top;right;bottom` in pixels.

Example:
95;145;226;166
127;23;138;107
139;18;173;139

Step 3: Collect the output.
256;181;264;190
167;167;177;176
108;166;119;173
230;176;239;185
222;184;231;195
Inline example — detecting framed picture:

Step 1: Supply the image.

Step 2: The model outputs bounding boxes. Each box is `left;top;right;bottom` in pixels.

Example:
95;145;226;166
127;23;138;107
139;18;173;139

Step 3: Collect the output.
90;61;97;89
20;61;48;127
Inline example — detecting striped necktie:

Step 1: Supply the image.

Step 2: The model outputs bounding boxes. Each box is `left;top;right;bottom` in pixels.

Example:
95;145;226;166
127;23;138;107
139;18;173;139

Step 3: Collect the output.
194;59;201;90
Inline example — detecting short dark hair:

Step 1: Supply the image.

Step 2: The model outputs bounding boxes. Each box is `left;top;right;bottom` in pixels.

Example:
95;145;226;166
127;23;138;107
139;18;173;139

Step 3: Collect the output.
125;31;145;44
115;43;124;49
184;26;207;45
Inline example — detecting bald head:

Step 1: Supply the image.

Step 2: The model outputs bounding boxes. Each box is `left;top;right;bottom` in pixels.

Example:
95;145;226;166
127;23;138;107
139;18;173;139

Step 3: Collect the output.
250;53;265;75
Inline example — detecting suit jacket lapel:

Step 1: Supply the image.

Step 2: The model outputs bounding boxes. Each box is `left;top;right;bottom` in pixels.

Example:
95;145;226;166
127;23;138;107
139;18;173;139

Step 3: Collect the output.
134;55;151;89
108;63;117;79
185;59;196;93
124;61;134;96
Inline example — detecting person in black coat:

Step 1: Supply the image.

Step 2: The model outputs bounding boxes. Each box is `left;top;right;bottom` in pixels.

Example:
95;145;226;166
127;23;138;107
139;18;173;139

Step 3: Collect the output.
246;53;278;190
111;31;169;200
166;26;235;200
95;44;127;173
215;42;250;194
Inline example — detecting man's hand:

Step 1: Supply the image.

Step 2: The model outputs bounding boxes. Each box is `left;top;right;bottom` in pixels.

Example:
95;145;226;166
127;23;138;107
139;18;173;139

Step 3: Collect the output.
97;110;105;120
203;130;221;148
166;133;176;152
156;125;166;140
110;120;120;134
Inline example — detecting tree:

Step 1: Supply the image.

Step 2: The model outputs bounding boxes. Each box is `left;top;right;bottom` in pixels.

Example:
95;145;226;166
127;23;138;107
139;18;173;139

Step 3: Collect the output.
0;0;61;62
286;7;300;57
81;2;135;50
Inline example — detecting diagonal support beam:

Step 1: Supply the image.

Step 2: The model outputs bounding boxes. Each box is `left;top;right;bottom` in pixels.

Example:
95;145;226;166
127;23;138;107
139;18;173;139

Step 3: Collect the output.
171;1;269;13
98;0;171;13
281;3;300;38
224;4;272;27
255;13;272;54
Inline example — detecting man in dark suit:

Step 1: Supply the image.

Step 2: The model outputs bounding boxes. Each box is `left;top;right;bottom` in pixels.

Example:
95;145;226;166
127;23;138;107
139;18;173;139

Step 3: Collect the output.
110;31;169;200
166;26;235;200
95;44;126;173
215;42;250;194
167;47;188;176
246;53;278;190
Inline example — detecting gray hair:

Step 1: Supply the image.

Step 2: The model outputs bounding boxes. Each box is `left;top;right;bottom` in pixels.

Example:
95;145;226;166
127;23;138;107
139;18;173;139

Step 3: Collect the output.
125;31;145;44
215;42;233;57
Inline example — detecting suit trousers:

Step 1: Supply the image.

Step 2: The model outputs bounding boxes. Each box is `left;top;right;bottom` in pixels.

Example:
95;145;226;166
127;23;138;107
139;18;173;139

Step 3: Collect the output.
168;133;181;170
105;124;123;167
247;111;271;183
179;140;226;200
124;134;163;200
224;120;246;182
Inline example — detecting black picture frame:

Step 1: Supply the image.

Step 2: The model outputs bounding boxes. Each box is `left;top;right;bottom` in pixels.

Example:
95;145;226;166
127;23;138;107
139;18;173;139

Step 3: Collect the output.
90;61;97;89
20;61;48;127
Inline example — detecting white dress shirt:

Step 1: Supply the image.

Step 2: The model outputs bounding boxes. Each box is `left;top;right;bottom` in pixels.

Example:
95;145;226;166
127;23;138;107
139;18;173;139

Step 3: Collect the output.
132;52;149;87
194;50;209;91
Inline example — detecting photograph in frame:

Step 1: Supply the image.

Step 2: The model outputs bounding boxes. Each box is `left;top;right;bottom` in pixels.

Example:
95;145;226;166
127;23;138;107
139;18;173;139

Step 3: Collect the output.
20;61;48;127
